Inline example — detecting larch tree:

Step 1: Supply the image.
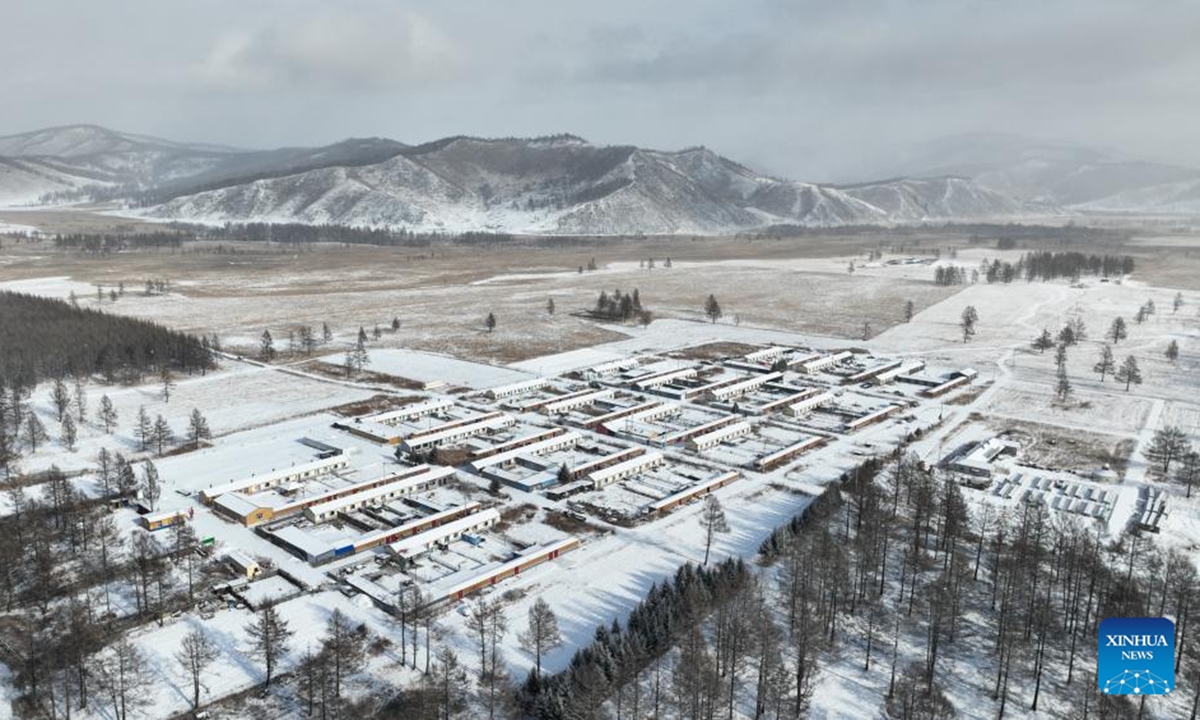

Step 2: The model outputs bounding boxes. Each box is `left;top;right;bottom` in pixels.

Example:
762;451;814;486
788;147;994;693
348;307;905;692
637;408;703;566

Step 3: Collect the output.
142;460;161;511
904;299;915;322
1107;317;1128;344
1175;451;1200;498
485;312;497;333
160;366;175;403
187;408;212;448
322;322;333;343
1093;345;1116;381
259;329;276;361
1115;355;1143;391
73;378;87;423
1166;340;1180;363
23;414;47;452
51;378;71;422
98;394;118;433
700;494;730;565
1031;329;1055;354
1145;426;1190;475
60;414;77;451
704;294;723;324
546;297;555;315
519;597;563;676
135;406;151;451
245;604;294;688
1173;291;1184;313
151;414;174;456
960;305;978;343
176;627;220;710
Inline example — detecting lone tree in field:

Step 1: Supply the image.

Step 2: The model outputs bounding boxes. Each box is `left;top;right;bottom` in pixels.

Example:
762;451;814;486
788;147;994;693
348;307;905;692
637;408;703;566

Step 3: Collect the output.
1115;355;1143;391
1054;365;1072;404
546;297;555;315
391;316;401;332
1032;329;1055;354
485;312;497;333
98;394;119;433
1106;317;1128;344
704;294;723;324
903;299;915;322
260;329;276;361
1093;345;1116;382
699;494;729;565
245;604;294;688
1173;291;1184;313
322;322;333;343
176;627;220;710
187;408;212;448
861;322;872;341
1145;426;1190;475
960;305;979;343
519;596;563;676
1166;339;1180;363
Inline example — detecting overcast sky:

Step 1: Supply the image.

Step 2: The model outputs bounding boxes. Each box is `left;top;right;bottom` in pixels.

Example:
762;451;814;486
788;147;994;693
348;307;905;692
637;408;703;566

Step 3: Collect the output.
3;0;1198;180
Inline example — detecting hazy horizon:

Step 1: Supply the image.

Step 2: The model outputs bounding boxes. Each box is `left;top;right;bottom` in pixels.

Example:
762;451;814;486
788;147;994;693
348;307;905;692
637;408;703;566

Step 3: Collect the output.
3;0;1199;182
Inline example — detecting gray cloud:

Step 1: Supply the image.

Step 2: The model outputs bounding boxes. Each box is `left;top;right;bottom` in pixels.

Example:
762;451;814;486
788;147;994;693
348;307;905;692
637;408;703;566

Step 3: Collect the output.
1;0;1198;180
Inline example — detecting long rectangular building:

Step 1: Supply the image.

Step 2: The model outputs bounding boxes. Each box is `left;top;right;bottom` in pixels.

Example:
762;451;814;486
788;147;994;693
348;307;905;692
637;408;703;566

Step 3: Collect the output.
754;436;828;472
588;451;665;488
585;401;669;431
364;398;455;426
471;427;569;461
648;471;739;514
402;412;515;451
785;391;836;417
429;537;581;606
487;378;551;400
631;367;697;390
845;404;902;432
876;360;927;384
388;507;502;560
200;454;351;504
757;387;822;414
659;415;741;445
709;372;784;401
305;466;458;523
687;422;752;451
470;430;582;472
540;388;615;414
214;464;445;526
800;351;853;374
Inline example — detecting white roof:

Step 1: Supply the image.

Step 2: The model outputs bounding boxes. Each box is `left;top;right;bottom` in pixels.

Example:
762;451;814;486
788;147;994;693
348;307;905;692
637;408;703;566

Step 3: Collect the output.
388;507;501;556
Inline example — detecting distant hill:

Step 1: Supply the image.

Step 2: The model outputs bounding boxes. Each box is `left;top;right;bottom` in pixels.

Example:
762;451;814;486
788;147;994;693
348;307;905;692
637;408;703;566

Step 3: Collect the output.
871;132;1200;211
0;125;1049;233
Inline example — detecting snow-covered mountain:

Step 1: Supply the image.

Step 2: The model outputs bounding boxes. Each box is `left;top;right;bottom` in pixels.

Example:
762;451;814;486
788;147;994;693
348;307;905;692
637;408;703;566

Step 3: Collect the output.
0;125;1047;231
873;132;1200;211
134;137;1045;234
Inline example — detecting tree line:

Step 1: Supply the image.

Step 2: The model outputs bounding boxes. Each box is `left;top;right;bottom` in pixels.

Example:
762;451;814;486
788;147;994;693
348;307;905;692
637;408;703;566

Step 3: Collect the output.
0;292;212;389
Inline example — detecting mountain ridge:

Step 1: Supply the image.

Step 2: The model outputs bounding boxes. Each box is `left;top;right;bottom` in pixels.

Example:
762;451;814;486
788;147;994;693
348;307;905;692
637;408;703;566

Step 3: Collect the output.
0;124;1056;232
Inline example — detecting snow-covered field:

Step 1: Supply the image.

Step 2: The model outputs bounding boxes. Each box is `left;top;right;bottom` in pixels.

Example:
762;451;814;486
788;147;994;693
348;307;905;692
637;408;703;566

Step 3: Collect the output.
2;236;1199;719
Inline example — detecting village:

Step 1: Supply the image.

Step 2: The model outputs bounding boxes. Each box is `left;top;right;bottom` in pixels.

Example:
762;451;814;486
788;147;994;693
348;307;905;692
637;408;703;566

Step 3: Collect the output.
0;232;1197;719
